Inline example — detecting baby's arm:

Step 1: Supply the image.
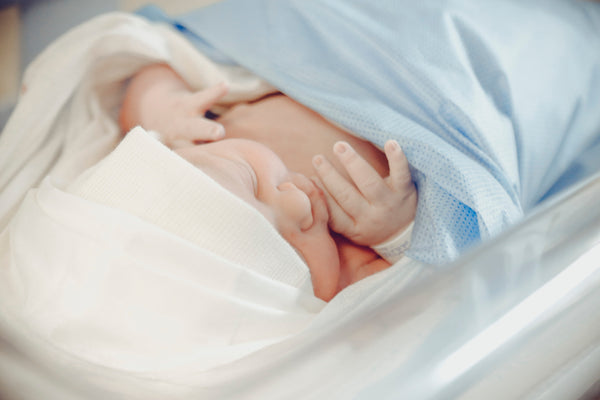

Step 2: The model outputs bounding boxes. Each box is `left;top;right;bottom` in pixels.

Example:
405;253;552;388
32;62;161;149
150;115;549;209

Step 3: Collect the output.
119;63;228;148
312;140;417;262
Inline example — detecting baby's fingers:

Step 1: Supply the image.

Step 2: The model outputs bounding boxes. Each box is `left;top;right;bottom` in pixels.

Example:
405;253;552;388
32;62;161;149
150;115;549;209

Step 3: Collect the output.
290;174;328;229
168;117;225;148
310;176;356;235
312;154;366;217
190;82;229;113
333;142;388;202
385;140;412;191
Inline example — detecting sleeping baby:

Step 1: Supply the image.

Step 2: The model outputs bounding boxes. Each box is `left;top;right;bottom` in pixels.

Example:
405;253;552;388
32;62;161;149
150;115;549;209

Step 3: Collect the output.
119;63;418;301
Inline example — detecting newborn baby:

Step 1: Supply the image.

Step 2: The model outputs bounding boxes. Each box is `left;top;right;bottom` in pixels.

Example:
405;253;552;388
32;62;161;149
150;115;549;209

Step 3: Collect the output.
120;64;418;301
175;137;414;301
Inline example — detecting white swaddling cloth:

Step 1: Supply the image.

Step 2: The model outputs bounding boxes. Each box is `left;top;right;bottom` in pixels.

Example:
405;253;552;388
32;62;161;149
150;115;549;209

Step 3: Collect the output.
0;12;429;394
68;127;314;293
1;128;323;373
0;12;323;374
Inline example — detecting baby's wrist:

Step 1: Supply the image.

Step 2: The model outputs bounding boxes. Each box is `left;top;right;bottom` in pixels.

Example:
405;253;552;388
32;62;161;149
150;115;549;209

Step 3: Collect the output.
370;221;414;264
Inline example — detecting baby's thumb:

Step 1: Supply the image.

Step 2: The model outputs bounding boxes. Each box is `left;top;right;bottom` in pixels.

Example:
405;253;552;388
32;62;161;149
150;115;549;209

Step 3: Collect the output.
192;82;229;111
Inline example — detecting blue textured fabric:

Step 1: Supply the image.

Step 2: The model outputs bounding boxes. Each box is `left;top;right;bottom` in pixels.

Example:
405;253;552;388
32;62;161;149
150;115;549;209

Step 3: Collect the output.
137;0;600;264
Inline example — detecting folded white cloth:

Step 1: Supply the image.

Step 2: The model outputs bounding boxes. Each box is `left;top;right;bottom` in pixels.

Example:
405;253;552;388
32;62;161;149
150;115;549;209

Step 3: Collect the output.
0;12;428;396
69;127;314;292
0;11;321;375
1;128;323;373
0;12;275;231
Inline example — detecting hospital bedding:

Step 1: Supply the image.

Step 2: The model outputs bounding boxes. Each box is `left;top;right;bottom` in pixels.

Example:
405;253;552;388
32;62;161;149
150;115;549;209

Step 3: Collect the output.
139;0;600;264
0;11;426;392
0;1;599;399
1;167;599;399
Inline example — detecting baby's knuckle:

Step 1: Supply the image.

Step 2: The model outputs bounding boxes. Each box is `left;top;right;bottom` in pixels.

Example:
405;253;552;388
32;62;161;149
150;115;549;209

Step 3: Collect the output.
336;188;355;205
362;177;380;192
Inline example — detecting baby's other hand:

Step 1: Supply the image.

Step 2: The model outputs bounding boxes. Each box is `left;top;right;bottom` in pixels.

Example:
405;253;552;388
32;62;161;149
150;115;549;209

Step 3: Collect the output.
312;140;417;247
162;82;229;148
120;64;228;148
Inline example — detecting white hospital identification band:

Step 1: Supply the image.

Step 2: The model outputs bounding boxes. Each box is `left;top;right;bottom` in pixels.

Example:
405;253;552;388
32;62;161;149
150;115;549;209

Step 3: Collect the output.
371;221;414;263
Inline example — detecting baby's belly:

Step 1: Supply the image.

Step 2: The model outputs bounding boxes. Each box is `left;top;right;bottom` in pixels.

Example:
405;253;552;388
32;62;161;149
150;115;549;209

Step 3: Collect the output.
217;94;388;179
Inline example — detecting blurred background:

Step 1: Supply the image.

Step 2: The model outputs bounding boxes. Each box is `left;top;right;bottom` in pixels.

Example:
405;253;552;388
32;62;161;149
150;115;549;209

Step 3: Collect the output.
0;0;219;130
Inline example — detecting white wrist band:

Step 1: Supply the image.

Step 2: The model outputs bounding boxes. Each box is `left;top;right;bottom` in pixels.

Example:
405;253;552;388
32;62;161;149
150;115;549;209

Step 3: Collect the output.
371;221;414;263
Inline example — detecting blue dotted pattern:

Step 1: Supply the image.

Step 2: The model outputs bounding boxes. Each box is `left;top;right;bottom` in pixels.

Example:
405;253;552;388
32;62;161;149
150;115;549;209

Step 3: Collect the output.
138;0;600;264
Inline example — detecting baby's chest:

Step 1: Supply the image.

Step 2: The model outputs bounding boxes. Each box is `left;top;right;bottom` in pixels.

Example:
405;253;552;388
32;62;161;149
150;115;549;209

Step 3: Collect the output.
218;95;387;177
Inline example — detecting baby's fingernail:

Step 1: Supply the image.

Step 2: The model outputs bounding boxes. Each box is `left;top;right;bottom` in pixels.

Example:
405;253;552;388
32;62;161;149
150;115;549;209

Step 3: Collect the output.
386;140;400;152
334;141;348;154
213;123;225;138
312;155;324;167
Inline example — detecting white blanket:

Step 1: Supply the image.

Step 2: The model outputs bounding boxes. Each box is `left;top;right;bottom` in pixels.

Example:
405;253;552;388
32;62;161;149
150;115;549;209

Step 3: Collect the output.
0;13;428;397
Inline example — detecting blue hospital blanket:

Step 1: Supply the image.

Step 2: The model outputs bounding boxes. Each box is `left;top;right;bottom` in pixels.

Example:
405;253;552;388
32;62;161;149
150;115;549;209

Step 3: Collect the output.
138;0;600;264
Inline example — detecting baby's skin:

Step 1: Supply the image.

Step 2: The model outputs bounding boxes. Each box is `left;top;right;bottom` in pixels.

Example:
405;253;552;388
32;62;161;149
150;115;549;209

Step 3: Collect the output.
120;64;418;301
175;139;338;300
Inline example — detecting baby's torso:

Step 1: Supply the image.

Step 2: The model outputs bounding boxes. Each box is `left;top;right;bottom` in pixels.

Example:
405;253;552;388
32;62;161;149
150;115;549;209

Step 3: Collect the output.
217;94;391;291
217;94;388;179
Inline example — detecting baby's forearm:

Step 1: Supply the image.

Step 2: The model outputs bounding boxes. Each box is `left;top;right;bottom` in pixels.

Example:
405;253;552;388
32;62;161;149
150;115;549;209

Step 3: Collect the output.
119;63;190;133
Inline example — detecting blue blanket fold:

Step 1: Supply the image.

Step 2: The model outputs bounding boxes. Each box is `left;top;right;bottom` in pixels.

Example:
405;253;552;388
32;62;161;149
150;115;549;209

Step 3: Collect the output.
138;0;600;264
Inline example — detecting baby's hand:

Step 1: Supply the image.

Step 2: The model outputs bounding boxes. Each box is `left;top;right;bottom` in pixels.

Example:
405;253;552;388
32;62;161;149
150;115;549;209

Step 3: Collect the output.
154;82;228;148
312;140;417;247
120;64;228;148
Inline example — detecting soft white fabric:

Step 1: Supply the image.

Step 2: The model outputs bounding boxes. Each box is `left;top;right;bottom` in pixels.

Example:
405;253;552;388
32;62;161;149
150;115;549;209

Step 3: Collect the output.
0;10;322;373
0;12;276;230
0;12;428;395
68;127;314;292
2;150;322;373
152;0;600;265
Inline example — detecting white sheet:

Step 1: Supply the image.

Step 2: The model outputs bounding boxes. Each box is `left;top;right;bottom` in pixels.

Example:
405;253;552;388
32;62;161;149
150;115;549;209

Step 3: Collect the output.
0;12;275;229
0;12;429;394
0;127;323;372
2;12;597;400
